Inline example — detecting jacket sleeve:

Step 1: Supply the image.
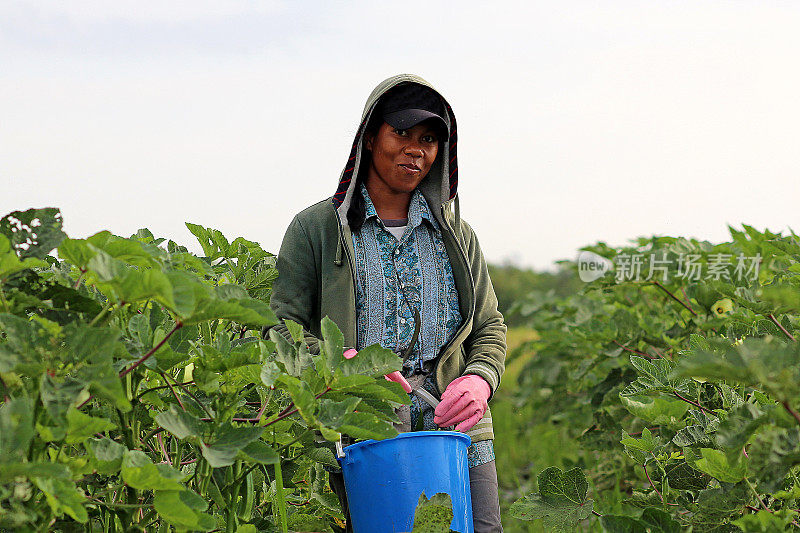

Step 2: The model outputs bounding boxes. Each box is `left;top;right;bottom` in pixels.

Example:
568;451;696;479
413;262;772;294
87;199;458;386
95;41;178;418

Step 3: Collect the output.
263;214;324;355
459;219;507;398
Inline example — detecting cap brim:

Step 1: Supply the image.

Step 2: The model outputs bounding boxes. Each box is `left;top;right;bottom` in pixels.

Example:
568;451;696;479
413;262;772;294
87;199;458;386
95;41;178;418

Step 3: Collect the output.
383;109;448;133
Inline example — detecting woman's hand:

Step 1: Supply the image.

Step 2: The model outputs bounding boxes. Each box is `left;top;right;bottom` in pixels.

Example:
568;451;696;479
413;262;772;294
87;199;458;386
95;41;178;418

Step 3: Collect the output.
433;375;490;432
343;348;412;393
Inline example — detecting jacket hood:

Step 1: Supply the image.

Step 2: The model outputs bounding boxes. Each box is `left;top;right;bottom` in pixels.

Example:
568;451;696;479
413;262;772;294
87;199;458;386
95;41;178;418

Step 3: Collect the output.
332;74;459;229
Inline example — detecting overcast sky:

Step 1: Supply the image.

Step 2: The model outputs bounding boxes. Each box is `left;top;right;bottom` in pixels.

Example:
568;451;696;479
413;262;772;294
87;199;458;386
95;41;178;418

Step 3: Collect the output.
2;1;798;270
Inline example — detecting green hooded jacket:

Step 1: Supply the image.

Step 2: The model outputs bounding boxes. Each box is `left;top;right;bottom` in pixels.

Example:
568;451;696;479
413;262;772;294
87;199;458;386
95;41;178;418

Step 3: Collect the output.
266;73;507;442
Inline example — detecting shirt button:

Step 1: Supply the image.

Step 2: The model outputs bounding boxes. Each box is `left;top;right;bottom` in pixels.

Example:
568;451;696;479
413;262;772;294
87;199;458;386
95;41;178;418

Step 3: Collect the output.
394;248;400;255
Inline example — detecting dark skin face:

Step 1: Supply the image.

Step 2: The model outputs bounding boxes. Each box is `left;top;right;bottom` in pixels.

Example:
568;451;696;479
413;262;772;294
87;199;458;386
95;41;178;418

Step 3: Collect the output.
364;119;440;220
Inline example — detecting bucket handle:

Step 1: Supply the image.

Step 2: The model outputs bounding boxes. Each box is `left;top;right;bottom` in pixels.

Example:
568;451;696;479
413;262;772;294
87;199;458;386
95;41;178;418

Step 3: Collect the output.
335;438;345;459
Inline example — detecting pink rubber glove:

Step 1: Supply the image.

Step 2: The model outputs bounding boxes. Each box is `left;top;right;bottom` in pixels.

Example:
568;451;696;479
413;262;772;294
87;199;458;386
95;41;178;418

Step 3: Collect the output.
433;375;490;432
343;348;412;393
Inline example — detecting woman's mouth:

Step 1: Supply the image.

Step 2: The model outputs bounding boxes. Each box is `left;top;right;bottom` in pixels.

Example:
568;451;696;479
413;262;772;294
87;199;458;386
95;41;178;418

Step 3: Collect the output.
399;164;421;175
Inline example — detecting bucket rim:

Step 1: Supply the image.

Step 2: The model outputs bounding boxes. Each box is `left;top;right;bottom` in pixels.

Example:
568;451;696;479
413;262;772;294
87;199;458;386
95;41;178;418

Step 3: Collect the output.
342;430;471;454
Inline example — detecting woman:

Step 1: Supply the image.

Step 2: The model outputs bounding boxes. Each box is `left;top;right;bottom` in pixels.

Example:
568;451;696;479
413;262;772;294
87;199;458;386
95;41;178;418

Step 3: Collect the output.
268;73;506;532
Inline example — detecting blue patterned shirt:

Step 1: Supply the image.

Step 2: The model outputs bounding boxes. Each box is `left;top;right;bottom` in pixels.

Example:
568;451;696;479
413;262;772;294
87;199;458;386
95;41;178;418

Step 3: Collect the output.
351;181;494;468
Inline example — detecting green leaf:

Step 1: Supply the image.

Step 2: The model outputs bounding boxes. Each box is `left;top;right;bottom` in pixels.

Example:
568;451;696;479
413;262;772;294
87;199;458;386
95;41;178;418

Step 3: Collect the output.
338;411;398;440
664;461;710;491
153;490;216;531
0;462;70;484
284;318;304;343
732;509;794;532
509;467;593;531
747;426;800;493
303;446;340;468
155;406;204;440
278;375;317;424
0;314;48;375
64;324;131;411
716;403;771;460
640;507;681;533
619;393;689;425
689;483;749;529
600;515;647;533
412;492;454;533
0;208;66;259
337;343;402;378
185;222;231;261
320;316;345;376
86;437;127;475
58;237;96;269
121;450;187;490
620;428;658;463
260;361;281;388
0;397;35;463
333;378;411;405
182;297;278;327
32;477;88;523
672;425;711;447
622;355;693;397
201;424;264;468
39;373;84;421
692;448;747;483
36;423;66;442
316;397;361;430
673;336;800;403
270;328;312;377
65;407;115;444
238;440;279;464
0;234;48;281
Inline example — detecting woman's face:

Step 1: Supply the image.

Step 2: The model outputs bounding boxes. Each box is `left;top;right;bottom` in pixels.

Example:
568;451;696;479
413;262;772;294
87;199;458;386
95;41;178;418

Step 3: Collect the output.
364;120;440;196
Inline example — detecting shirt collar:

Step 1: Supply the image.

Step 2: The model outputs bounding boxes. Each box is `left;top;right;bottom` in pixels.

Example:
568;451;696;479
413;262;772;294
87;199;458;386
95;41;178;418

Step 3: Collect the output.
360;181;440;233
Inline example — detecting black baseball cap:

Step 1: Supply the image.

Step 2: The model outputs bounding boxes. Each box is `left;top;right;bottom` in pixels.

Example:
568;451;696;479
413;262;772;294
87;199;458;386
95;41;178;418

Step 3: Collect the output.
376;83;448;136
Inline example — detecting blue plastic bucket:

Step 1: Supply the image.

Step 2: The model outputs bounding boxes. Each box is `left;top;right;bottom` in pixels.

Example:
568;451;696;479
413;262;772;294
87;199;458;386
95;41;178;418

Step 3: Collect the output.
338;431;473;533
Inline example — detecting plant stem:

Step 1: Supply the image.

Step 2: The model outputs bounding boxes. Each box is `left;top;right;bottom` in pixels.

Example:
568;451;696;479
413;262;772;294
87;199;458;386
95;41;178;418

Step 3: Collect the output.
119;321;183;378
135;381;194;400
767;313;796;341
174;380;214;418
277;429;312;454
160;373;185;411
220;462;260;494
782;401;800;427
672;391;714;414
0;286;10;313
262;407;298;427
652;280;698;317
73;268;86;289
745;477;770;512
643;463;664;503
157;432;171;463
612;340;657;359
274;460;288;533
89;299;113;327
0;374;10;402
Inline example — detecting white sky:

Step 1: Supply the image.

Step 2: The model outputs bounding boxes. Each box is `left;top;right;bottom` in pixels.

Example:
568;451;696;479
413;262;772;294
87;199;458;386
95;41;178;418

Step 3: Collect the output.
2;1;798;270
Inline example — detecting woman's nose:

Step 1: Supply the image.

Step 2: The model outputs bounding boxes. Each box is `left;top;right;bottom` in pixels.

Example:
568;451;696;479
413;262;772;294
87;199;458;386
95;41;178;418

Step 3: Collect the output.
404;143;424;157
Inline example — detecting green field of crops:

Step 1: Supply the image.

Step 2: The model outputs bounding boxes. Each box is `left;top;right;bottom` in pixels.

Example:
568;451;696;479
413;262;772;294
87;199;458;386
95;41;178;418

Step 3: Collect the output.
2;209;800;532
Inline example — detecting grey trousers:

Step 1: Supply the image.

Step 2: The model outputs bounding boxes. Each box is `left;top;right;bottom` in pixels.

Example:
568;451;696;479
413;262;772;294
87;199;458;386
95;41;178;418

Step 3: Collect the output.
328;459;503;532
